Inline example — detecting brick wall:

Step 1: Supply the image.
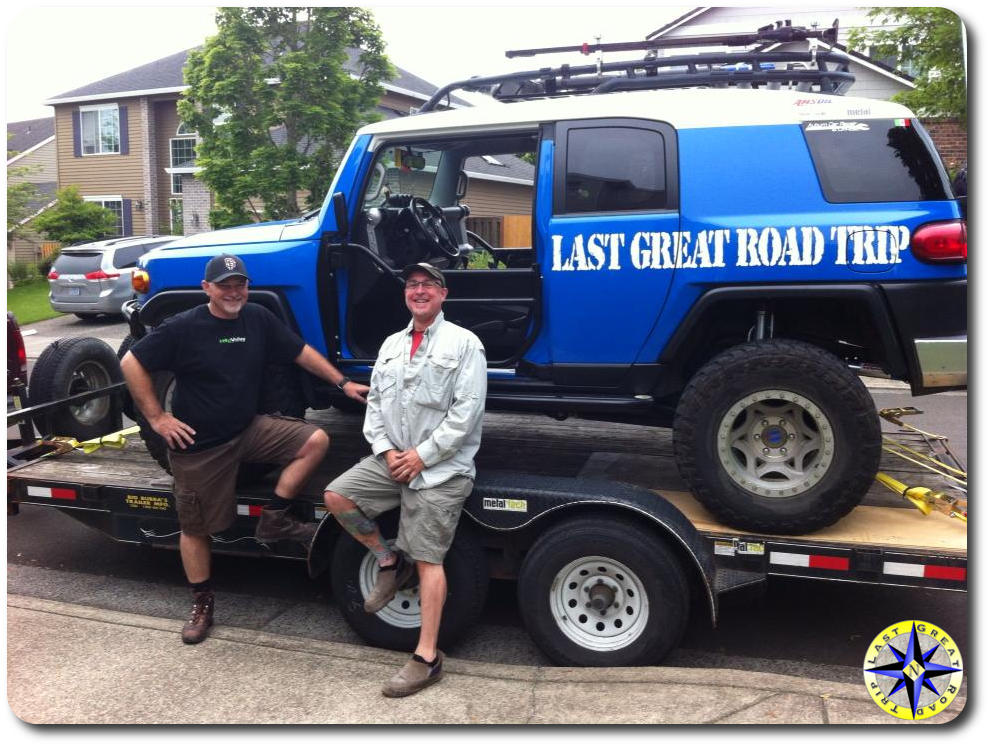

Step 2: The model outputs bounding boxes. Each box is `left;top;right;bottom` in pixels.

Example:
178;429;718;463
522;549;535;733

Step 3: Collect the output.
182;176;213;234
921;118;968;170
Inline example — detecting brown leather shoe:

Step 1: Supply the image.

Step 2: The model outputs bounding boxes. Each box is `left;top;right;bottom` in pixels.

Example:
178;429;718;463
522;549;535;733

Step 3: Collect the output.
382;651;445;697
181;591;214;645
255;506;317;547
363;556;415;613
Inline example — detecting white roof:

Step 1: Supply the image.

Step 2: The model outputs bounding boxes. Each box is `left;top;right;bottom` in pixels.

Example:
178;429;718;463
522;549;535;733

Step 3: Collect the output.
358;88;914;140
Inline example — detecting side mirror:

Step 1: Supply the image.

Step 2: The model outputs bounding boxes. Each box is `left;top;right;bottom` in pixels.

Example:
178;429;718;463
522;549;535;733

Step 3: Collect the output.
456;170;468;200
332;192;349;237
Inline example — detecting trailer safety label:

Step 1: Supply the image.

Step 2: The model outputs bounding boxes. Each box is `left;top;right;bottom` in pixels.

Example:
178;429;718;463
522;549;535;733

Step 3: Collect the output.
26;485;77;501
714;540;765;556
883;562;966;582
769;551;850;571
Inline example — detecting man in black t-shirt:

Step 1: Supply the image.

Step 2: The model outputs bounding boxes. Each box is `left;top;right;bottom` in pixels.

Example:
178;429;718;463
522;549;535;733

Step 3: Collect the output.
121;254;369;645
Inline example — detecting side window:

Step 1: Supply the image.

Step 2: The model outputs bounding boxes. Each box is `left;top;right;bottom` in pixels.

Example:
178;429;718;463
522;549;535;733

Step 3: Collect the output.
112;244;157;269
563;126;668;213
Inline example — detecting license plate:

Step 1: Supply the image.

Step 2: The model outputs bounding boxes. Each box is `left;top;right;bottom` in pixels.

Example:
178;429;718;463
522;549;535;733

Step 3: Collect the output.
67;286;81;296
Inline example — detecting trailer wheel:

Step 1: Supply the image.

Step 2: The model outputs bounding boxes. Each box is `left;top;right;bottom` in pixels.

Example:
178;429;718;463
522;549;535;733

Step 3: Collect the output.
330;512;489;651
517;516;689;667
673;339;880;534
28;337;123;440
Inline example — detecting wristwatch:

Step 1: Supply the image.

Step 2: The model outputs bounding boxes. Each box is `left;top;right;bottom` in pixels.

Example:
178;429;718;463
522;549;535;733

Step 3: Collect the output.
337;376;352;391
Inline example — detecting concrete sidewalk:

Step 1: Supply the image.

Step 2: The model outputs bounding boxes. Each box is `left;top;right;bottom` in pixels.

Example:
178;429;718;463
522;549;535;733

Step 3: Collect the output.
6;594;964;725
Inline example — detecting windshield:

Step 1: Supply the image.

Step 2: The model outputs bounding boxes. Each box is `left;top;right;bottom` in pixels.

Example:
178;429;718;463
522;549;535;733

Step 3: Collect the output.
362;145;443;209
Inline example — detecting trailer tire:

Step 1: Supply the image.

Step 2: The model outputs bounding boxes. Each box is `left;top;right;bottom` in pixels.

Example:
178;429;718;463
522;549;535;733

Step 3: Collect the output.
517;516;690;667
28;337;124;440
330;512;489;651
673;339;881;534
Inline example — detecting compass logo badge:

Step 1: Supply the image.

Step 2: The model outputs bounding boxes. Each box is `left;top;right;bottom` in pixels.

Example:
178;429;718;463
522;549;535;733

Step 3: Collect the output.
863;620;963;720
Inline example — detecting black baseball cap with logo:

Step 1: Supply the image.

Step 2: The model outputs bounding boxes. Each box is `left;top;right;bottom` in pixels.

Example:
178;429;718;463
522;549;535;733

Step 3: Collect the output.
204;254;251;283
400;262;445;288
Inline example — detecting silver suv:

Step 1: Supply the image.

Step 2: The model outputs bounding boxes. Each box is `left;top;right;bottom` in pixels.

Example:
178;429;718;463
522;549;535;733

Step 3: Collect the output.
48;235;181;319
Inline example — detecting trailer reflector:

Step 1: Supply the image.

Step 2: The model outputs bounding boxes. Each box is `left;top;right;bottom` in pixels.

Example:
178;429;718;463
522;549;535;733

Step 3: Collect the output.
237;504;264;517
770;551;849;570
884;561;965;581
26;485;77;501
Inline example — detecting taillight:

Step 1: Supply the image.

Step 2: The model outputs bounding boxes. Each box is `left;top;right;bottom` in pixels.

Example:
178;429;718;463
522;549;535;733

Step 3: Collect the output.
84;269;121;280
47;270;59;279
132;269;150;294
911;220;967;263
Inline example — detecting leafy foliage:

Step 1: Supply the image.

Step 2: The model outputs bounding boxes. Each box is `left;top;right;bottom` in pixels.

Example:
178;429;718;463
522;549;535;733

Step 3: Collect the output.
31;186;119;244
178;7;393;228
849;8;966;124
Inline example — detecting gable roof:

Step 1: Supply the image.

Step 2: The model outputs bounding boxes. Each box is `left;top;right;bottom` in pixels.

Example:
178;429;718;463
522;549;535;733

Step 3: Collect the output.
645;6;914;87
7;117;56;162
44;46;469;107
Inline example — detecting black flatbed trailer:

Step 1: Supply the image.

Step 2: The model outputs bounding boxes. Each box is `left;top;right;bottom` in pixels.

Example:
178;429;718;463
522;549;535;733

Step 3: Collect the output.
7;408;966;666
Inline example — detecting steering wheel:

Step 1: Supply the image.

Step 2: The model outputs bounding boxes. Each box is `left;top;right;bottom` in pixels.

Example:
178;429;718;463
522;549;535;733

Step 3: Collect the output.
408;197;460;258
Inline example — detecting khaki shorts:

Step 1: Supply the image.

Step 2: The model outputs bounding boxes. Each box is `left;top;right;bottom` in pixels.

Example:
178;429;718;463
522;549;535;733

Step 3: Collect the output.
169;414;320;536
325;454;473;565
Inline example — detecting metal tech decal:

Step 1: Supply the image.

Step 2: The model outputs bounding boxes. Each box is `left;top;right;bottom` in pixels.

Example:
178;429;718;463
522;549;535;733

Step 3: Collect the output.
863;619;964;721
482;497;528;512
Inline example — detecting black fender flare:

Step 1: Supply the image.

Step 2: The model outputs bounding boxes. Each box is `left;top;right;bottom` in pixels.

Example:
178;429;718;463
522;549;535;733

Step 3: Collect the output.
136;289;296;329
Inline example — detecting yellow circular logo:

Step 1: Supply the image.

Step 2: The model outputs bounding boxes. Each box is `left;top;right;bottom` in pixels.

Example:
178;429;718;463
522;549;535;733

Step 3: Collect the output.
863;620;964;720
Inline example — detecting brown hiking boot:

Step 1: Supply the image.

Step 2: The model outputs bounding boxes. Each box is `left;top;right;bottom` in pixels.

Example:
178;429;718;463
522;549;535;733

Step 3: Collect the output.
364;555;415;614
382;651;445;697
181;591;214;645
255;506;317;547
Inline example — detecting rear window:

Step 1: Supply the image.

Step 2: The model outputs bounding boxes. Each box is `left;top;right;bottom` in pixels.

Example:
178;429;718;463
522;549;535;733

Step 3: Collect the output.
803;119;950;203
112;243;164;269
53;252;103;274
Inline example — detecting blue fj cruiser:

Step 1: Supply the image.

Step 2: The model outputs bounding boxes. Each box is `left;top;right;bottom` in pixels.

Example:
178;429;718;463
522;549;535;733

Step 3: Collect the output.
125;23;967;534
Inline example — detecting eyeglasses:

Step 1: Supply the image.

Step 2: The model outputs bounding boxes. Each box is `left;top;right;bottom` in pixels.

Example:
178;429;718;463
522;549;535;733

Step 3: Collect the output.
404;280;442;290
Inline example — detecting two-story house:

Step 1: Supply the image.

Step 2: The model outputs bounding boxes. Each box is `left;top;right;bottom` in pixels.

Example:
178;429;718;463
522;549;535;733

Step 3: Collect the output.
7;117;58;264
42;48;534;242
648;7;966;168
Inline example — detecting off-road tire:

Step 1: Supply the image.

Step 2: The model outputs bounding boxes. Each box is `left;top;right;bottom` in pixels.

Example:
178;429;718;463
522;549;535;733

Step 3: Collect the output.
330;512;489;651
28;337;124;440
517;516;690;667
673;339;880;534
116;335;138;420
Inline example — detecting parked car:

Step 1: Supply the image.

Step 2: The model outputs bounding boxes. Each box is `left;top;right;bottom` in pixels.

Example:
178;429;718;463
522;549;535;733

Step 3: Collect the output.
47;235;181;319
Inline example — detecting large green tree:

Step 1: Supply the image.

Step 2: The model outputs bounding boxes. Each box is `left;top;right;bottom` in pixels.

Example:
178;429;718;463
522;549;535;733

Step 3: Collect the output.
178;7;393;228
849;8;966;125
31;186;119;244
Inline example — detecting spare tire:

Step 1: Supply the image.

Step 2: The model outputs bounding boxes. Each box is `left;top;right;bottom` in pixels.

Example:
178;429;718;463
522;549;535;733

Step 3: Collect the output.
28;337;124;440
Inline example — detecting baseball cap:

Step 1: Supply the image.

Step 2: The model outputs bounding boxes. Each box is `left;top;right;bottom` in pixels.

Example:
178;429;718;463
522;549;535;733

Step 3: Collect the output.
401;262;445;288
204;254;251;283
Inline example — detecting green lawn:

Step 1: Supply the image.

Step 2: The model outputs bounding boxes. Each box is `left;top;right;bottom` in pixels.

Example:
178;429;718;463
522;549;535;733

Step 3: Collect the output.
6;279;62;324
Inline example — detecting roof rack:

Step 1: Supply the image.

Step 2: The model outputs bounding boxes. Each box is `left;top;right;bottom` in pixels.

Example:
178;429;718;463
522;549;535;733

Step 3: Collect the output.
420;20;854;112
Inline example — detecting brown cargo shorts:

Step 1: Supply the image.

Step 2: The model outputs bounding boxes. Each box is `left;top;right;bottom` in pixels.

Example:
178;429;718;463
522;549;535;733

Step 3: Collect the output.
325;454;473;565
168;415;320;536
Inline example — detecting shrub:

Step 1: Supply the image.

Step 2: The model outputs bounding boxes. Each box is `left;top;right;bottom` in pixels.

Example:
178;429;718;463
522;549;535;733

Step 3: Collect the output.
7;260;38;286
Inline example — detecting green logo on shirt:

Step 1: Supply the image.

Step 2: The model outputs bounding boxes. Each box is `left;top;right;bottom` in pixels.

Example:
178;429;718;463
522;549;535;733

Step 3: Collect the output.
218;336;247;344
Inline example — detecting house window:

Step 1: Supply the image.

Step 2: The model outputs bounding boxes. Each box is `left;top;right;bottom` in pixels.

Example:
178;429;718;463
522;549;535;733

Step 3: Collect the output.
85;197;124;236
169;198;184;235
80;105;120;155
170;137;197;194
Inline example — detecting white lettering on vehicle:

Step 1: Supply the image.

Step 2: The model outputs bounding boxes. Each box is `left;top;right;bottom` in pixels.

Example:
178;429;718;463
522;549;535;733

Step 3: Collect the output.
551;225;907;272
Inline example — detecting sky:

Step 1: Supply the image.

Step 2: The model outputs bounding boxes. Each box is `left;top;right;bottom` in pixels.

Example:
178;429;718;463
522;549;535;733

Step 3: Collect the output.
2;1;699;123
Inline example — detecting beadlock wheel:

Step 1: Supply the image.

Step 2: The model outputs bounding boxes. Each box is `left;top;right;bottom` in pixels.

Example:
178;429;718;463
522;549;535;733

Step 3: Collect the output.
549;555;650;653
717;389;835;498
67;360;113;425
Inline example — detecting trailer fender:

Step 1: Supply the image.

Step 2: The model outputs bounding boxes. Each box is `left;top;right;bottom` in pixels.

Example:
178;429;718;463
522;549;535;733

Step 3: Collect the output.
463;470;718;624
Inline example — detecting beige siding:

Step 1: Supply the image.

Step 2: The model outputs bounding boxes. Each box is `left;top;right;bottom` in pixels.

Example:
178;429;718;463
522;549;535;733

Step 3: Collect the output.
154;99;183;232
55;98;148;234
8;141;56;183
462;179;533;218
